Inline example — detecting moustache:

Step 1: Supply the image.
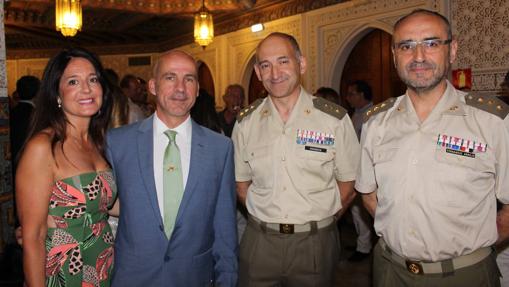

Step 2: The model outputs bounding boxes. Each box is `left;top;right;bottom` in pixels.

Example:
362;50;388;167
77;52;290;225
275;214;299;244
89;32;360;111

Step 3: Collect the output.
407;61;435;70
170;92;188;100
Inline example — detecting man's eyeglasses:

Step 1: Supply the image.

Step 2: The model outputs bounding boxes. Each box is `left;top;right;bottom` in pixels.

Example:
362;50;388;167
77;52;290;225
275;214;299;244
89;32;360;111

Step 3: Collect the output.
393;39;452;54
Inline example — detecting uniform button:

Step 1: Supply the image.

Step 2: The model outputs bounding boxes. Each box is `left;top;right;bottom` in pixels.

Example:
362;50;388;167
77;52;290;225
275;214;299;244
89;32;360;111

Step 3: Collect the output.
411;158;418;164
282;156;286;161
284;214;288;219
283;187;287;191
164;255;170;262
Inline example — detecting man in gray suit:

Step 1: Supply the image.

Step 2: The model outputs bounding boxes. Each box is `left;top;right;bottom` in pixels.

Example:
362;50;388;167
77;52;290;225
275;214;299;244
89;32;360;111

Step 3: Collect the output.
107;50;238;286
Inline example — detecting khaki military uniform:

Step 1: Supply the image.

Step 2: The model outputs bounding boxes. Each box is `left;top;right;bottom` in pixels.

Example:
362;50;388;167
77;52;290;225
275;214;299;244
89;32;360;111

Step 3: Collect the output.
356;81;509;286
232;88;360;286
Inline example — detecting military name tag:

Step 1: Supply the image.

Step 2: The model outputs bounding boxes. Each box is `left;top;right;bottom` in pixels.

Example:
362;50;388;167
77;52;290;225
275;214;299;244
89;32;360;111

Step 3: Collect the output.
305;146;327;153
445;148;475;158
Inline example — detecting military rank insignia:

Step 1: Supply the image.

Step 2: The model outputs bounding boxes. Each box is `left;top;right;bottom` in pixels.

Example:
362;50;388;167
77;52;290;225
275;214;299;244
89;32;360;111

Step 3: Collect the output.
437;134;487;158
296;129;335;145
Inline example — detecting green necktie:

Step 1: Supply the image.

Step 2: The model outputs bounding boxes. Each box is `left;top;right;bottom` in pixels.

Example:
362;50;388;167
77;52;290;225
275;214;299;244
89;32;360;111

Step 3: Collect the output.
163;130;184;239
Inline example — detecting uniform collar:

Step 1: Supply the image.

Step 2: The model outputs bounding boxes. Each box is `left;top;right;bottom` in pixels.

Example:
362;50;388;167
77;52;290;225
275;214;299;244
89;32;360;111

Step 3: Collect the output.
395;80;466;119
259;86;313;124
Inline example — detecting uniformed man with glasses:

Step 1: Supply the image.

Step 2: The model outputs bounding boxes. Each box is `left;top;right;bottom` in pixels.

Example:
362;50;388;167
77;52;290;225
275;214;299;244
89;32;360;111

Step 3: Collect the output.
356;9;509;287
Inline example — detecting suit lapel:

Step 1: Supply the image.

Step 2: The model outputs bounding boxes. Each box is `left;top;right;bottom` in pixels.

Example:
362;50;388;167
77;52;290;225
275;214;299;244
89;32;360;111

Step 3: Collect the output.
137;116;164;227
175;120;207;226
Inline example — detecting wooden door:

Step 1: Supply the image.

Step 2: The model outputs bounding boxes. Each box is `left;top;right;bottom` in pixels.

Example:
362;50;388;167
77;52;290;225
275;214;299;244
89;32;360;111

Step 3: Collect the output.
248;68;267;104
340;29;406;111
198;62;215;98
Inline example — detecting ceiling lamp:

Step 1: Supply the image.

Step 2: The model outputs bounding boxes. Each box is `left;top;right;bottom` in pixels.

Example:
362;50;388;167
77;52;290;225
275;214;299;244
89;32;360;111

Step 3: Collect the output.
55;0;82;37
194;0;214;48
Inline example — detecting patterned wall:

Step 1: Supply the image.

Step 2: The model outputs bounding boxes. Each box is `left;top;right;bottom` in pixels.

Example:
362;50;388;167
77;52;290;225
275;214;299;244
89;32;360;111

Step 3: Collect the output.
451;0;509;93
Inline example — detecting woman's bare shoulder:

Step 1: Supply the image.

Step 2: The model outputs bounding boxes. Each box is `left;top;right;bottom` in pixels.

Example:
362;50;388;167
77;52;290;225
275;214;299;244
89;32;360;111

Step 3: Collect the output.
22;129;56;159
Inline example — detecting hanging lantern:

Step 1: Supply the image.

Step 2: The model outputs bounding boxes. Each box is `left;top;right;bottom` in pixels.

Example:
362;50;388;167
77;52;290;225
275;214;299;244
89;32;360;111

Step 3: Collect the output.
55;0;82;37
194;1;214;48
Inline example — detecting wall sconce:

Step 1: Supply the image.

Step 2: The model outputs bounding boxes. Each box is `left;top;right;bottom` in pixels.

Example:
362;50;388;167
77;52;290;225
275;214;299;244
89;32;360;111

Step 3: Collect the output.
194;0;214;48
251;23;264;33
55;0;82;37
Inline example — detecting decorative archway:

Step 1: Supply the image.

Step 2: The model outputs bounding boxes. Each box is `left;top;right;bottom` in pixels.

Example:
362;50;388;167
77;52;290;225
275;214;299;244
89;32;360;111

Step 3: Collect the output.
240;51;266;105
328;22;393;95
197;61;215;99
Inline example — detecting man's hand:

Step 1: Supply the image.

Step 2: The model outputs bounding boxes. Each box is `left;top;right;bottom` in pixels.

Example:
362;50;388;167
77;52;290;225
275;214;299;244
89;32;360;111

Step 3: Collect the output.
497;204;509;248
15;226;22;246
335;181;356;219
236;181;252;207
362;191;378;218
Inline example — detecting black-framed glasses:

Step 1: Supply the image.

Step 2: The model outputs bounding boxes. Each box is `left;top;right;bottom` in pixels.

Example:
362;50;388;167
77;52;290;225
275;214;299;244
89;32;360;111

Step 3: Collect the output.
393;39;452;54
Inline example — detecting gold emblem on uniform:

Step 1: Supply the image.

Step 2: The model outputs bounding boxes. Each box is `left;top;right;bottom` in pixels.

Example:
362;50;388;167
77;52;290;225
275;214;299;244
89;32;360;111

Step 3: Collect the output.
312;97;347;120
465;94;509;119
279;224;294;234
167;165;176;172
405;261;423;274
363;97;396;122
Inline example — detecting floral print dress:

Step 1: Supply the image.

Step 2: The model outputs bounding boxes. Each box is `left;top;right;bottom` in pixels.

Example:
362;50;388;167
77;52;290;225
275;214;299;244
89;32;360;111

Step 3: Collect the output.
45;170;117;287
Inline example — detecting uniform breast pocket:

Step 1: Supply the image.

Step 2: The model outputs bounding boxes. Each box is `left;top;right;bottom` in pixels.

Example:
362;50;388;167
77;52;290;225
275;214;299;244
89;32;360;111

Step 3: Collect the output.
434;148;494;207
293;146;335;191
245;145;272;188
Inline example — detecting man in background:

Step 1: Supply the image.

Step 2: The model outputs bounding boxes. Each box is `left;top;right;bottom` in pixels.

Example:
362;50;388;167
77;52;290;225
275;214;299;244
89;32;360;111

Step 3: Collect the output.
120;74;146;123
218;84;245;137
344;80;374;261
314;86;340;104
10;75;40;164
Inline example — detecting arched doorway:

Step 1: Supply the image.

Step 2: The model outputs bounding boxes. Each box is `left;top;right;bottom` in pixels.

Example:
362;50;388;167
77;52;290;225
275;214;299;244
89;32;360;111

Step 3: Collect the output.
242;54;267;104
198;62;215;98
248;68;266;104
340;29;406;111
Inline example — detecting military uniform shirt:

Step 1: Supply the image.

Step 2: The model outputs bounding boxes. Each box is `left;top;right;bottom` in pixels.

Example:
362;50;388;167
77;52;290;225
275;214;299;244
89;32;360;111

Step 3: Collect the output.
355;81;509;261
232;88;360;224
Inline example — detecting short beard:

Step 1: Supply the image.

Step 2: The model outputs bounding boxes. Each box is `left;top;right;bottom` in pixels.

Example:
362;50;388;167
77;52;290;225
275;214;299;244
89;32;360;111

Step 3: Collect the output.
399;60;449;94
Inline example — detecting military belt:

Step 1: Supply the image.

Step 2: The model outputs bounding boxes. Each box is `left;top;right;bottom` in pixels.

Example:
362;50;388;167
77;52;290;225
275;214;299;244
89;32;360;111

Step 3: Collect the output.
379;238;492;275
249;216;334;234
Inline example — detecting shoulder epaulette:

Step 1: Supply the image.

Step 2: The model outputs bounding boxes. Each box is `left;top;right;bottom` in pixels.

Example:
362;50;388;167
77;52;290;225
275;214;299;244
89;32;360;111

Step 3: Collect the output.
237;98;264;123
313;97;347;120
363;97;397;123
465;94;509;119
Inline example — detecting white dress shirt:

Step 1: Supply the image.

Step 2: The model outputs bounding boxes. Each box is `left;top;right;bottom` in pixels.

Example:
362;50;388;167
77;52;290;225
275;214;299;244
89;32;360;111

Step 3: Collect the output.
153;114;192;218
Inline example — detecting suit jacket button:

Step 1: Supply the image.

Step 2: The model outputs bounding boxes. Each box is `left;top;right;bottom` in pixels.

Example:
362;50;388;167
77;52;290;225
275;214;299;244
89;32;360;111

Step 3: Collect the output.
164;255;170;262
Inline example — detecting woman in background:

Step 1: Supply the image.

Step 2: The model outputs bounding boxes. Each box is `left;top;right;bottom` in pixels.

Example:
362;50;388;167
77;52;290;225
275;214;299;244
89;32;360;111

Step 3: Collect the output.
16;48;117;287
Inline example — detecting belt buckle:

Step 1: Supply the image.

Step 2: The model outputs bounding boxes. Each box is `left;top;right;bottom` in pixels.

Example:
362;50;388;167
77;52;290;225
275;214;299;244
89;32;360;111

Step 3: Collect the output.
279;224;294;234
405;260;423;275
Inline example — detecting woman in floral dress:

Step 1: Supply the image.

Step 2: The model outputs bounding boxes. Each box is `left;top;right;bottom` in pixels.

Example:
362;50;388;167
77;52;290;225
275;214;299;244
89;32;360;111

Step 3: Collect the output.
16;47;117;287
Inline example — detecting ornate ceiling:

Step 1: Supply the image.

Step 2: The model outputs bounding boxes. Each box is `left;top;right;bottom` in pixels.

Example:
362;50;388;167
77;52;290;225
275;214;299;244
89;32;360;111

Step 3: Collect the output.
4;0;346;59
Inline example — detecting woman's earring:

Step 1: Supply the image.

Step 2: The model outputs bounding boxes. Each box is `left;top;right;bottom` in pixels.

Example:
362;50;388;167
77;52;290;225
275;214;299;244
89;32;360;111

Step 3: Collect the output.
57;98;62;108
